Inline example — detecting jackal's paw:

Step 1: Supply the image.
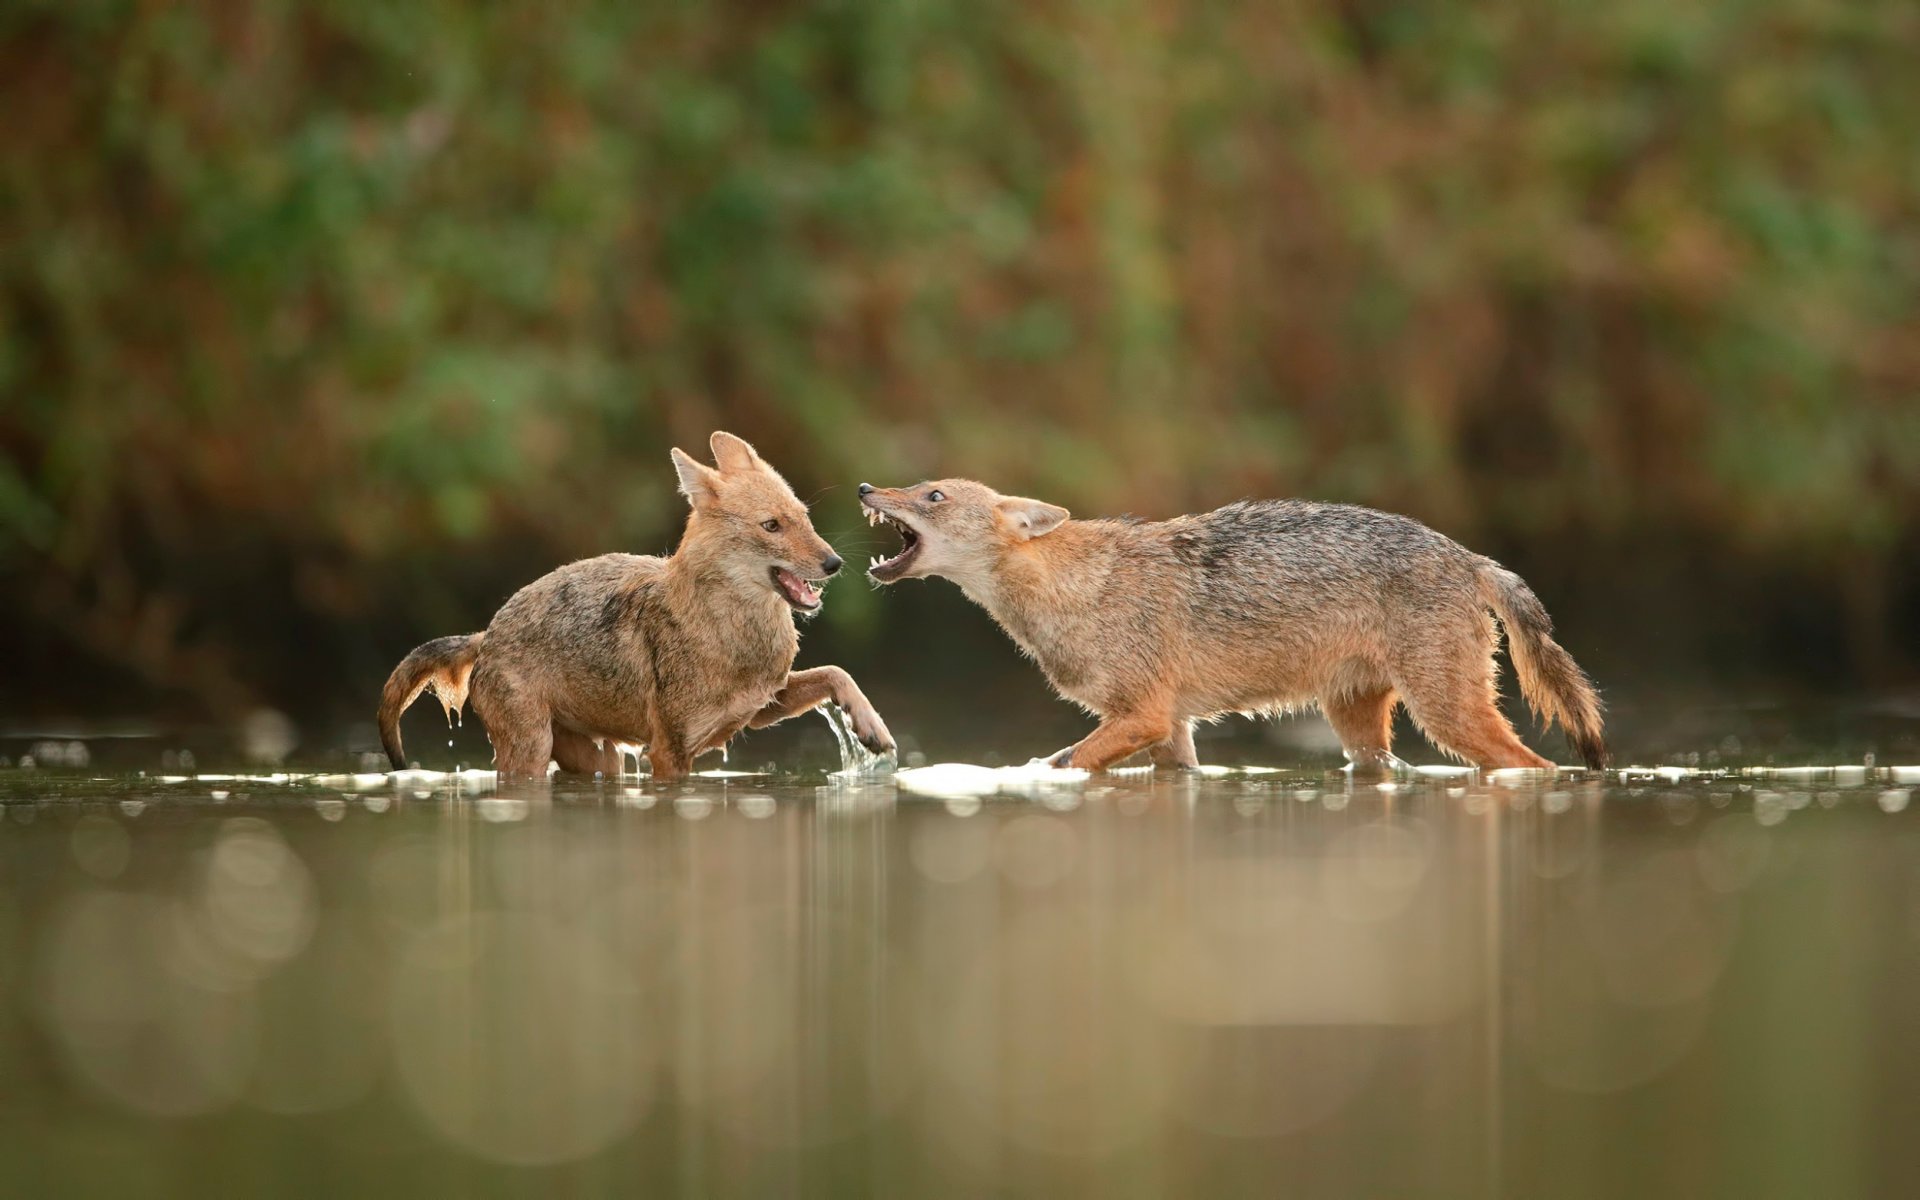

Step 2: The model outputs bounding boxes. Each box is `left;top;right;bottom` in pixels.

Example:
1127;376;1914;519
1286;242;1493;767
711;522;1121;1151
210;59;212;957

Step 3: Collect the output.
846;704;895;756
1342;750;1412;778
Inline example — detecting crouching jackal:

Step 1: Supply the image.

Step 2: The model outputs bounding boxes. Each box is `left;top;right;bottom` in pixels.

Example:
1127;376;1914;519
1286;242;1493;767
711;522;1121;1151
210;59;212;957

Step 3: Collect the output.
858;479;1605;772
378;432;893;780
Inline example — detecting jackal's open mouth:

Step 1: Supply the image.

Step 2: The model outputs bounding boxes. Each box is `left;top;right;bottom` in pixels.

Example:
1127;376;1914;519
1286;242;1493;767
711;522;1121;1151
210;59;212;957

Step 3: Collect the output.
771;566;823;612
864;506;921;583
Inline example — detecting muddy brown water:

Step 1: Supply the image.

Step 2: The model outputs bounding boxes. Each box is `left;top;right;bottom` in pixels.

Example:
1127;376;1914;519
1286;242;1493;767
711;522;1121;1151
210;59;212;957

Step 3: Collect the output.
0;739;1916;1196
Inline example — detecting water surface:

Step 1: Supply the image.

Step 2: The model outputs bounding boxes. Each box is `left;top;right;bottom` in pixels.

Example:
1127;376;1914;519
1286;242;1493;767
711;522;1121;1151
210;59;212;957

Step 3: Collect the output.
0;753;1915;1197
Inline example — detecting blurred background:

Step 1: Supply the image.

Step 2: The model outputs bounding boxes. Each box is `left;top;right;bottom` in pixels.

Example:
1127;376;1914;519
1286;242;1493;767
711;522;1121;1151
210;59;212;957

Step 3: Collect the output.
2;0;1917;755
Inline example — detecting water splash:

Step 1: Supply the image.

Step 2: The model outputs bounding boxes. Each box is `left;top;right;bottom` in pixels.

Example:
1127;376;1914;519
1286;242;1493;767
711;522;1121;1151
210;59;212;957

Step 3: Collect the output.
820;705;895;779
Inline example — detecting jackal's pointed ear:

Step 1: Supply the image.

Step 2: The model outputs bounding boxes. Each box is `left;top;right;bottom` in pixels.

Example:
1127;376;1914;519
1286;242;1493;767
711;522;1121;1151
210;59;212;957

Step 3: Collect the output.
709;431;762;474
671;447;721;507
996;496;1070;540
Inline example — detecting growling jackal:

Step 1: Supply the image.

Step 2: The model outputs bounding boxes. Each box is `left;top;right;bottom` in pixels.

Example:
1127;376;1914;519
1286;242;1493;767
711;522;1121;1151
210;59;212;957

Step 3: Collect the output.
378;433;893;780
859;479;1605;773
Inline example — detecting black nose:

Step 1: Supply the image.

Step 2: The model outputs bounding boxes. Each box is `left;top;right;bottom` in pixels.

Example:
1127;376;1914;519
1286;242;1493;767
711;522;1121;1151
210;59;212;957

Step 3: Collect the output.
857;483;874;496
822;554;843;576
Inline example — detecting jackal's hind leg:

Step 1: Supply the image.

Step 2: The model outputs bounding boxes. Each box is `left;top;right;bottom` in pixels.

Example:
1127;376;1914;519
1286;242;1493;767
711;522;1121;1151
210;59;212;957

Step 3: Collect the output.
1397;670;1552;770
489;721;554;780
472;670;552;780
551;725;621;776
646;743;692;782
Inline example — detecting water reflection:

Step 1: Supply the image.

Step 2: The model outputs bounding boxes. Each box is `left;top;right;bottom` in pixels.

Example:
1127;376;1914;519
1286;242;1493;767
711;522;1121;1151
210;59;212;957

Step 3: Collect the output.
0;762;1914;1194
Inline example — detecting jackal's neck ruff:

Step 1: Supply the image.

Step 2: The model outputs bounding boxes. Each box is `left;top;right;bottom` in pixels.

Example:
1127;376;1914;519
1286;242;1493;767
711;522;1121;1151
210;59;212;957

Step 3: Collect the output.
959;519;1135;701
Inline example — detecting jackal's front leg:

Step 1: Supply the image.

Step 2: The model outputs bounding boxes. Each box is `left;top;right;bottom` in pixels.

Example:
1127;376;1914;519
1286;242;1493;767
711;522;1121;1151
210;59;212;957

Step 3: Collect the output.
1046;713;1175;771
748;666;895;755
1147;721;1198;769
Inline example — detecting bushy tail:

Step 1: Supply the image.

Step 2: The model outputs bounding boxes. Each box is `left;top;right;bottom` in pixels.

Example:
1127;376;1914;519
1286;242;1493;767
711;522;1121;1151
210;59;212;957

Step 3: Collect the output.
1477;565;1609;769
378;633;484;769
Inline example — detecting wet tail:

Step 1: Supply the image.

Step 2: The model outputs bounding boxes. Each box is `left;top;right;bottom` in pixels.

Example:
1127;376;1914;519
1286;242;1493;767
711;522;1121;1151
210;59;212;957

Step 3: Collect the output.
378;633;484;769
1477;564;1609;769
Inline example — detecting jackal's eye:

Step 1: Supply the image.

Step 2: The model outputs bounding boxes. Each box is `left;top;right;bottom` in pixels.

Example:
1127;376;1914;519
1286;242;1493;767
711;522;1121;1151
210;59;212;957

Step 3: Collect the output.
927;490;945;503
761;519;781;532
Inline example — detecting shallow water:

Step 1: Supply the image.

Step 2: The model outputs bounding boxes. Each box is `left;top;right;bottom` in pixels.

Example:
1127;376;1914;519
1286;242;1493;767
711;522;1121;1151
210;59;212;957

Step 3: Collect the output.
1;747;1916;1198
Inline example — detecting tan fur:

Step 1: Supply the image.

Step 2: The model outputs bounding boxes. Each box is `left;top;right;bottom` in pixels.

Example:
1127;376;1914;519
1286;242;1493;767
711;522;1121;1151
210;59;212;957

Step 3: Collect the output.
379;433;892;780
859;479;1606;773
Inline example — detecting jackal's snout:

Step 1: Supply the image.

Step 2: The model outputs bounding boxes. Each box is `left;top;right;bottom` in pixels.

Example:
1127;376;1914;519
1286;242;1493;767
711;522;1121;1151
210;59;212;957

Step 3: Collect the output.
765;524;840;613
859;484;927;583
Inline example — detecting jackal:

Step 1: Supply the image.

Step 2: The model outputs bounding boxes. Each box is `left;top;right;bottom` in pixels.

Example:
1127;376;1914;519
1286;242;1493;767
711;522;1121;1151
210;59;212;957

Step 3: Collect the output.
378;433;893;780
858;479;1605;772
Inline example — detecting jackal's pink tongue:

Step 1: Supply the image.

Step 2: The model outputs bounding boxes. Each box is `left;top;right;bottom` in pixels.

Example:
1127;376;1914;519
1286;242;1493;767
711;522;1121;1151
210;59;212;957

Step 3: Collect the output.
775;568;818;607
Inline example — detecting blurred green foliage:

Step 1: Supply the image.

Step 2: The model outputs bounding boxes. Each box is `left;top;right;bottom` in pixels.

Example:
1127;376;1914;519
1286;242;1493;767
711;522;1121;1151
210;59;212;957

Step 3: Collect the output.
1;0;1916;712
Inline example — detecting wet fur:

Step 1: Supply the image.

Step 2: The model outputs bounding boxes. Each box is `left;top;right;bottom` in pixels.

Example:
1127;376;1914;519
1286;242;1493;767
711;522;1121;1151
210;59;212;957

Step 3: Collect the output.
379;433;892;780
861;482;1606;772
